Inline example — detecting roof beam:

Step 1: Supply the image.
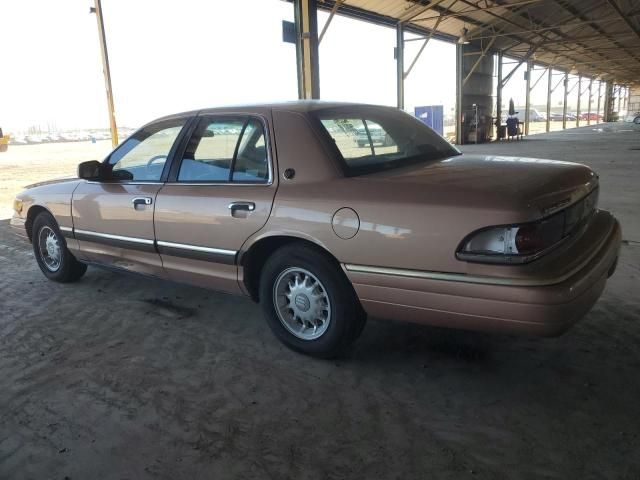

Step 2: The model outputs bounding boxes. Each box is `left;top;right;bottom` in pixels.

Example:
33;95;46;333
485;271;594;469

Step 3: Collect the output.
412;0;544;22
496;1;639;82
605;0;640;42
462;35;497;86
532;33;634;46
404;14;446;78
552;0;640;73
467;18;620;41
398;0;449;23
318;0;343;43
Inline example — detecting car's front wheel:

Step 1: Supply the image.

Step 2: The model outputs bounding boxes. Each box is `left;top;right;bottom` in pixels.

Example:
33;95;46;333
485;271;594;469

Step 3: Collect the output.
32;211;87;283
259;243;366;358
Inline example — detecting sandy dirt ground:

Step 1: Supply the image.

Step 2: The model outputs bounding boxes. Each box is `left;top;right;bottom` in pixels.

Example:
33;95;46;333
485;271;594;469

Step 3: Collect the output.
0;141;112;219
1;123;639;479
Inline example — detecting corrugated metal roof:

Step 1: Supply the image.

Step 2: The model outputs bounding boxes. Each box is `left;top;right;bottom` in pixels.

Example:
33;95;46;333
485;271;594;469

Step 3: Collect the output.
317;0;640;85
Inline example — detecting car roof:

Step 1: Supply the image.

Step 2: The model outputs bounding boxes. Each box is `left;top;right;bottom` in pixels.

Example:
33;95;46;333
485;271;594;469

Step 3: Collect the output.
202;100;387;113
142;101;399;131
151;101;392;122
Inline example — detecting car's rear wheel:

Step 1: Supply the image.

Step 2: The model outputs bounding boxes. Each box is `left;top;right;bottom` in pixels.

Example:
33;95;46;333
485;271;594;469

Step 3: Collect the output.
259;243;366;358
634;116;640;125
32;211;87;283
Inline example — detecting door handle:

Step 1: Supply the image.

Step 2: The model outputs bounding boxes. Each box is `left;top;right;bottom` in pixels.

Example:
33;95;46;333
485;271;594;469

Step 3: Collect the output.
132;197;153;208
228;201;255;213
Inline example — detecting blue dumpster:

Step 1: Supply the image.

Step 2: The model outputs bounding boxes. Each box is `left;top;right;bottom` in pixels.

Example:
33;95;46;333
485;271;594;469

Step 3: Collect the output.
414;105;444;136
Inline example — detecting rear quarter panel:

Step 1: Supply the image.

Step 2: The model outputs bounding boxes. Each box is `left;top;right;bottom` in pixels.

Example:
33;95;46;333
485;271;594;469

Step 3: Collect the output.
246;109;614;286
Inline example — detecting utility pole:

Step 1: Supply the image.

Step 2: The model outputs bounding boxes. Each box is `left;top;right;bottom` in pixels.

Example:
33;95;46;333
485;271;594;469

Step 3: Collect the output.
91;0;118;147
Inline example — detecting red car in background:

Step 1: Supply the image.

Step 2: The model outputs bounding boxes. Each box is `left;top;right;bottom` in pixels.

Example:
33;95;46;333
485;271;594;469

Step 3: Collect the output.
579;112;603;121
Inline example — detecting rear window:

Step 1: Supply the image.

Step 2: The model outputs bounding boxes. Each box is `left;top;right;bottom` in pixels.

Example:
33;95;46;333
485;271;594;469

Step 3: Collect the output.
314;106;460;176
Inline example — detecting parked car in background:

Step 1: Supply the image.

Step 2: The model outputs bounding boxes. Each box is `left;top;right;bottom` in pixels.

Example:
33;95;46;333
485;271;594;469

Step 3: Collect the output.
25;135;43;144
9;136;27;145
514;108;546;122
624;111;640;124
11;102;621;357
580;112;603;121
354;121;393;147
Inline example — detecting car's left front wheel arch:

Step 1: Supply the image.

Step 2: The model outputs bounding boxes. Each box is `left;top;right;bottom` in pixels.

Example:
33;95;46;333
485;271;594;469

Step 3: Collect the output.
31;211;87;283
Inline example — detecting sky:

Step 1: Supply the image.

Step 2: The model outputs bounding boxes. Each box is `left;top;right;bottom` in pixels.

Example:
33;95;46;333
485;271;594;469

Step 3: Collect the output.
6;0;617;135
1;0;460;133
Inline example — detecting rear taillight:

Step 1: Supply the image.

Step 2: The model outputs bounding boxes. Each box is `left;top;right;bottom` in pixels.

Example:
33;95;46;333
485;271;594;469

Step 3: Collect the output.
457;189;597;264
514;224;541;254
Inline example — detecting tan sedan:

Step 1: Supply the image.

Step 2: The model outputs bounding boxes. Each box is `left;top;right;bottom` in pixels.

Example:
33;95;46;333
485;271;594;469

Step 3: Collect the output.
10;102;621;357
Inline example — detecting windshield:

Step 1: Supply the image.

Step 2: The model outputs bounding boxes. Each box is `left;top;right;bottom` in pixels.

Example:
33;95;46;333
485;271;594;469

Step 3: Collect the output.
313;106;460;176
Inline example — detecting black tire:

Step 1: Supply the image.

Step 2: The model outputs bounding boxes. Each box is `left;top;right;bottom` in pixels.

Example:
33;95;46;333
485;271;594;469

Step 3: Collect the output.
634;116;640;125
259;243;366;358
32;211;87;283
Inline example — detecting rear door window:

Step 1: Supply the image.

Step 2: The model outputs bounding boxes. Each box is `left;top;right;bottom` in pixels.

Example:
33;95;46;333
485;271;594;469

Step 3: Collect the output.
315;106;460;176
178;116;269;183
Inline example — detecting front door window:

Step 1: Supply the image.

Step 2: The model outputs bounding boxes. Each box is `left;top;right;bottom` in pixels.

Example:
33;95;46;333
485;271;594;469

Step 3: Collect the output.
107;119;187;181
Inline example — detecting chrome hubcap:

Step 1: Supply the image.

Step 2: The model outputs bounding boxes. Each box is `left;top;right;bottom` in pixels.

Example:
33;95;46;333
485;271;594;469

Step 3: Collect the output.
38;226;62;272
273;267;331;340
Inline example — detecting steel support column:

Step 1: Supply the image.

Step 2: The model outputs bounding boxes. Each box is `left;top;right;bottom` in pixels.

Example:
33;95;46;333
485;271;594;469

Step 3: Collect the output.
546;67;552;132
496;51;503;140
587;78;593;125
576;76;582;128
524;61;532;135
455;43;463;145
596;81;602;122
604;82;613;122
396;23;404;110
562;73;568;130
294;0;320;100
92;0;118;147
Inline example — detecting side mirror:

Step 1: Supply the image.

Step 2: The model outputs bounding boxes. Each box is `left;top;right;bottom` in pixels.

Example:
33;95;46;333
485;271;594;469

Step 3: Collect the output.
78;160;103;180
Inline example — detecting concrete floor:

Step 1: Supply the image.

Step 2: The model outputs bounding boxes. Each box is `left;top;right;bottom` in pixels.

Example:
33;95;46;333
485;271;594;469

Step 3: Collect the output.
1;123;639;479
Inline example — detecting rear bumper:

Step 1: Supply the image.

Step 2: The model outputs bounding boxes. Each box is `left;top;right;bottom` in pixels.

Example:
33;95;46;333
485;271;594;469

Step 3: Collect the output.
345;215;621;337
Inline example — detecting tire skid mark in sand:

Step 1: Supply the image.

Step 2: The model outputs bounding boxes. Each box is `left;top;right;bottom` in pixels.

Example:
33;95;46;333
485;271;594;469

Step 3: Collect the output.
143;297;196;319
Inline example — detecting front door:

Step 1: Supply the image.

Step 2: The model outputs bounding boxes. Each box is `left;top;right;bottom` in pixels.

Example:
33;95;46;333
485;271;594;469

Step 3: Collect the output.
72;117;189;276
154;113;277;292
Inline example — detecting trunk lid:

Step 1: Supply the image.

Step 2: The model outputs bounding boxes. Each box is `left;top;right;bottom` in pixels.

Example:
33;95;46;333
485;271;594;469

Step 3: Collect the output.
358;154;598;220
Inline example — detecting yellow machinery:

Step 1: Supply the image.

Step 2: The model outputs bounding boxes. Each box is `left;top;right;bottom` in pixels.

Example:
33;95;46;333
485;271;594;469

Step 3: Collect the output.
0;127;9;152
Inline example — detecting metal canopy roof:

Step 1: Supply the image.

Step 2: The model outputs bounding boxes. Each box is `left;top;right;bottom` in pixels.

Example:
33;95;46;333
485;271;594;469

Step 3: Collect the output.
317;0;640;85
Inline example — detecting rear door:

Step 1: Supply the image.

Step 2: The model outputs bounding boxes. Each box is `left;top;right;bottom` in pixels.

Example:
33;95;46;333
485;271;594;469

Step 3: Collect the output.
72;116;190;275
154;112;277;292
